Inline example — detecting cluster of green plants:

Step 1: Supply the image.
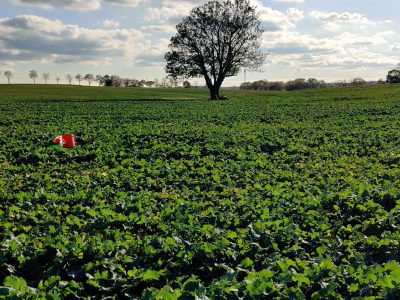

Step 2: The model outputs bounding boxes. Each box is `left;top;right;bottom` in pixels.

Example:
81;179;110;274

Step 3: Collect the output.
0;84;399;299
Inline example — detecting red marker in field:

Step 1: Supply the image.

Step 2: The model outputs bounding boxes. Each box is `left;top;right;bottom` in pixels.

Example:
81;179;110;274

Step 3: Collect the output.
54;134;76;148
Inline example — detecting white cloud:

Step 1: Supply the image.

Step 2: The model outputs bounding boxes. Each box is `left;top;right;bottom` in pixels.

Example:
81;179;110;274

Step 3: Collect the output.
262;29;396;70
287;8;304;22
273;0;304;3
141;24;176;33
0;15;147;65
310;11;366;23
135;38;171;67
258;6;296;31
0;60;15;68
145;2;193;21
7;0;144;11
143;1;211;33
8;0;102;11
160;0;204;5
310;11;369;32
140;0;306;41
103;0;143;7
102;19;120;28
245;0;303;32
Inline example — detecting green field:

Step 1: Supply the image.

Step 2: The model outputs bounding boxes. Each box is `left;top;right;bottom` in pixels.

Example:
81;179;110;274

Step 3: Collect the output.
0;84;399;299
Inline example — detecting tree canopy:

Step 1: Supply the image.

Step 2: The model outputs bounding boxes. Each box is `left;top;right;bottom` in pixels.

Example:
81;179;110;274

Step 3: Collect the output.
165;0;265;100
387;69;400;83
4;71;13;84
29;70;38;84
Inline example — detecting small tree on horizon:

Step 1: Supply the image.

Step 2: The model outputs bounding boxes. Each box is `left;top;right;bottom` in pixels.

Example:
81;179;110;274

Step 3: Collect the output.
165;0;265;100
29;70;38;84
111;75;122;87
377;78;386;84
95;75;104;86
351;77;366;86
75;74;82;85
43;73;50;85
66;74;73;85
56;77;60;85
146;80;155;88
387;69;400;83
84;74;94;86
4;71;13;84
307;78;320;89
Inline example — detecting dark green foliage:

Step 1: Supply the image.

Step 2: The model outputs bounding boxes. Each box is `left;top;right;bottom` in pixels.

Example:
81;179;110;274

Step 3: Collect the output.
0;84;400;299
387;69;400;84
285;78;326;91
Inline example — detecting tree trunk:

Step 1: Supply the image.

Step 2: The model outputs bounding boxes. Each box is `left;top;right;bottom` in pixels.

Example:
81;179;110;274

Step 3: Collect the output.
209;86;221;100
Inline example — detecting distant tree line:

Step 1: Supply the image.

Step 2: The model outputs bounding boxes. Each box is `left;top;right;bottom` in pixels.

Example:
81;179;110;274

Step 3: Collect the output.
29;71;190;88
240;78;328;91
240;71;400;91
0;70;192;88
2;64;400;88
98;75;185;88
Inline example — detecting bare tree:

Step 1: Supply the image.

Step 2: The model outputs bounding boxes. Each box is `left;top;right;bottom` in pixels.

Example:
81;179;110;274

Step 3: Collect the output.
377;78;386;85
75;74;82;85
160;77;168;88
95;75;104;86
111;75;122;87
124;78;131;87
168;77;180;88
56;77;60;85
146;80;155;87
4;71;13;84
165;0;265;99
351;77;366;86
29;70;38;84
66;74;73;85
84;74;94;86
43;73;50;85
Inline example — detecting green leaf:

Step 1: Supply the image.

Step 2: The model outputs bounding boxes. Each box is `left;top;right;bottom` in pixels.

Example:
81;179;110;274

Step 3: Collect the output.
156;286;181;300
145;245;157;255
4;276;29;293
128;269;139;278
142;269;166;281
182;277;208;299
240;257;254;269
292;274;310;287
377;276;395;289
348;283;358;293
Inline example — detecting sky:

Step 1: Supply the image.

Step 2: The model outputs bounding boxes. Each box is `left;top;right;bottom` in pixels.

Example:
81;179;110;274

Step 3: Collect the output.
0;0;399;86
